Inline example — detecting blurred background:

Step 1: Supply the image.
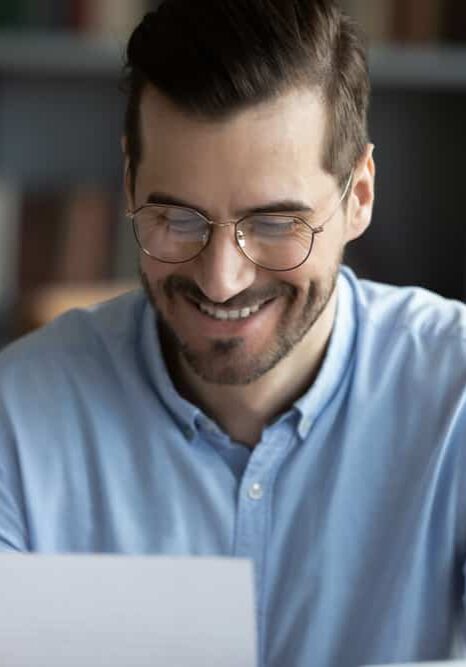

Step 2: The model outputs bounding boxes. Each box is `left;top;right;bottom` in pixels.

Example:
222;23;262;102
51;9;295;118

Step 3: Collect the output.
0;0;465;348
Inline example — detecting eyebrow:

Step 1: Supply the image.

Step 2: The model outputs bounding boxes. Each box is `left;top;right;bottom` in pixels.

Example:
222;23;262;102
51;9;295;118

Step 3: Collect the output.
146;191;315;218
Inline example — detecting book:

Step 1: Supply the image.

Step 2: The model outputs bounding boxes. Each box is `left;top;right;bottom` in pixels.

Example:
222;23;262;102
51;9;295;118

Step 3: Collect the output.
0;181;20;314
442;0;466;42
18;187;115;289
15;187;118;336
392;0;443;43
23;0;72;29
55;188;115;283
78;0;150;38
0;0;29;28
18;190;64;293
339;0;394;43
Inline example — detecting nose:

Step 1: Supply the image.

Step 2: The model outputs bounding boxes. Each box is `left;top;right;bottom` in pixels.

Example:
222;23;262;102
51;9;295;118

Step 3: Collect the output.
194;224;257;304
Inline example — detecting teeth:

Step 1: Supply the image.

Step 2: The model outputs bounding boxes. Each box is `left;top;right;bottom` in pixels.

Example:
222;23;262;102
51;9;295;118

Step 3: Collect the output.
199;301;264;320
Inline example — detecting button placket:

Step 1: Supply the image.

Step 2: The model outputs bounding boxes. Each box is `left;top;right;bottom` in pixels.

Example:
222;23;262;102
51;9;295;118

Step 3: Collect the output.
234;424;297;667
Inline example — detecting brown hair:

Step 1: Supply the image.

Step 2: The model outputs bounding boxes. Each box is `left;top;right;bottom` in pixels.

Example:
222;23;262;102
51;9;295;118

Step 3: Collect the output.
123;0;370;192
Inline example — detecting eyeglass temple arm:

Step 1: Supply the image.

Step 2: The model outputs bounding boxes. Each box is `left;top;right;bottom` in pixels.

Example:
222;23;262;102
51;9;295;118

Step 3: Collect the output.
311;168;354;233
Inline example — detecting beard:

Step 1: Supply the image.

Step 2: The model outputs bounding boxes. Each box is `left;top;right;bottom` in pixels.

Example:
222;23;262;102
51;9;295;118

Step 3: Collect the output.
140;260;340;386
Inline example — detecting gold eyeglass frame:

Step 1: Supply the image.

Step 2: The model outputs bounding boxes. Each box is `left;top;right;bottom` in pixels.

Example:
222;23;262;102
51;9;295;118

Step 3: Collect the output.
127;169;354;272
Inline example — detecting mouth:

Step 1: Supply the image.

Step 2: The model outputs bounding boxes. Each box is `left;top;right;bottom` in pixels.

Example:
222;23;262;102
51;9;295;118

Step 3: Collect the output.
189;298;273;321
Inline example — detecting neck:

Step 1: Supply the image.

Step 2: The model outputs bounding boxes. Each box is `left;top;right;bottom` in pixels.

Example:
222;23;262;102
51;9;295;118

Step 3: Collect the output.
165;291;338;448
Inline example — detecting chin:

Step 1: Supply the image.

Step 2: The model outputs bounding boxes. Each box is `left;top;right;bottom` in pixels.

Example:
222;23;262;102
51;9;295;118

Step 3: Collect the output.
181;341;273;386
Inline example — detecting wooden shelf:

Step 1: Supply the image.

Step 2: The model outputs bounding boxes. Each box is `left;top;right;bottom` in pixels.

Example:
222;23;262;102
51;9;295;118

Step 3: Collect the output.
0;31;122;77
1;32;466;89
370;44;466;90
18;281;138;333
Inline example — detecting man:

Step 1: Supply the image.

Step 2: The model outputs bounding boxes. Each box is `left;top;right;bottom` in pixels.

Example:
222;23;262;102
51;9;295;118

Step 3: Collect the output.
1;1;466;665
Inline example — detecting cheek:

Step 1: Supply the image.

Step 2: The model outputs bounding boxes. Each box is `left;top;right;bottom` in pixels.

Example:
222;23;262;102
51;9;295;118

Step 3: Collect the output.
140;257;200;313
140;255;175;285
139;256;175;311
302;226;346;277
276;241;342;300
277;263;318;297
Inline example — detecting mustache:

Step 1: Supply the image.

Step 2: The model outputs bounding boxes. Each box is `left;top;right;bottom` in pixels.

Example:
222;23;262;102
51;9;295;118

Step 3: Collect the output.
159;275;296;310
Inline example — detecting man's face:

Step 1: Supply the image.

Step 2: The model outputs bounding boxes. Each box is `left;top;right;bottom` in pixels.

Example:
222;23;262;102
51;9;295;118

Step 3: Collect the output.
127;87;358;386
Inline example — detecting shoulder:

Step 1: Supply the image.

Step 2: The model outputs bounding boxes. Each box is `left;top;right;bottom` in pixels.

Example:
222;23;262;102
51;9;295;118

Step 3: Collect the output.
0;289;148;400
342;266;466;345
341;266;466;402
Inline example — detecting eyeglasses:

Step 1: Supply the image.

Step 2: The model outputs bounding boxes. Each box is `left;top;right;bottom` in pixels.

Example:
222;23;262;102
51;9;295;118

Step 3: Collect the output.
127;170;353;272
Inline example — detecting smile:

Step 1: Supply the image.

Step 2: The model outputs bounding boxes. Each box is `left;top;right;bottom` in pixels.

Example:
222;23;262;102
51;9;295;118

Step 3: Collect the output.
197;301;266;321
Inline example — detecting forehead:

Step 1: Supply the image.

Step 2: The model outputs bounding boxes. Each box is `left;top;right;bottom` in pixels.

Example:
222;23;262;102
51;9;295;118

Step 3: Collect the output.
139;85;327;158
136;86;329;210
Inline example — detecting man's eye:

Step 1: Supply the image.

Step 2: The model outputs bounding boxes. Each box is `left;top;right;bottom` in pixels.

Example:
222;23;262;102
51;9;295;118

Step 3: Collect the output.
167;217;205;233
250;217;297;236
151;209;204;233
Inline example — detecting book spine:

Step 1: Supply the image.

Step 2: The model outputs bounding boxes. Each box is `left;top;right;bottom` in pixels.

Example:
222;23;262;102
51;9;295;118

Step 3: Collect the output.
79;0;149;38
0;181;20;314
392;0;443;43
55;188;115;283
0;0;29;28
442;0;466;42
340;0;395;43
69;0;87;31
18;191;64;292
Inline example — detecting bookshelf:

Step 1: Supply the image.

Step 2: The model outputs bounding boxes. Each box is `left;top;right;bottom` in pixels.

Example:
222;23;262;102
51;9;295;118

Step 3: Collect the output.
0;31;119;76
2;32;466;88
370;45;466;89
0;27;466;345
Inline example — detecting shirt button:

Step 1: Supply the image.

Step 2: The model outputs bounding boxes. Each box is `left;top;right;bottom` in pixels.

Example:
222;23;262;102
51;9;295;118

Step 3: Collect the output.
248;483;264;501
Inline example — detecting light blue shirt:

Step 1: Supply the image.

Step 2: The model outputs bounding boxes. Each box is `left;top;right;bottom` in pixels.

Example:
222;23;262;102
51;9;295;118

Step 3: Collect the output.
1;266;466;667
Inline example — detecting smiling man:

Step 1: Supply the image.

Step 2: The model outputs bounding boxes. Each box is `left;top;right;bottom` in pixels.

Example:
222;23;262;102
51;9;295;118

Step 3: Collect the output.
131;84;371;444
2;2;466;666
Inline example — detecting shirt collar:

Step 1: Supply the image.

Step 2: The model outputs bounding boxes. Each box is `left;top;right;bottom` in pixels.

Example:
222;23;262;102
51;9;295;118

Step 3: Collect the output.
294;266;357;438
140;303;200;441
139;265;358;442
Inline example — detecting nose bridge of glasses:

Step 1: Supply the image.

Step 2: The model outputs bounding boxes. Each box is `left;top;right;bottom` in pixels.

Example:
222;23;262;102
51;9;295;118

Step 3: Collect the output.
205;218;243;248
206;218;238;228
206;217;250;261
204;216;245;253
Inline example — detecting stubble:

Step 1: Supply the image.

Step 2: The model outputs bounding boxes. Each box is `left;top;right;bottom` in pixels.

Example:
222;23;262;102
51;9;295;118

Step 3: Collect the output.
140;259;340;386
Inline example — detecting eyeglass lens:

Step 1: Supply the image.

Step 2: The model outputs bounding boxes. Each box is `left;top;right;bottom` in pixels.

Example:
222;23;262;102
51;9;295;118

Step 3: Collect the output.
133;205;315;270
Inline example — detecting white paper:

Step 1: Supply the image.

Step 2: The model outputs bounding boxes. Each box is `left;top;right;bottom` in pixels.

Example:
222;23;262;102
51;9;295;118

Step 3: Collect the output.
0;554;257;667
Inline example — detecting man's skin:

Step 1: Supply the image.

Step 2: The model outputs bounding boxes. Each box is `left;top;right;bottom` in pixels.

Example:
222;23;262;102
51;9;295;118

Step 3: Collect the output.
123;86;375;447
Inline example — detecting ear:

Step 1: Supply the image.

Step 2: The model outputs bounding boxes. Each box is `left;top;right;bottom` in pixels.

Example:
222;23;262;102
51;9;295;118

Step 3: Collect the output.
344;143;375;243
121;135;133;211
